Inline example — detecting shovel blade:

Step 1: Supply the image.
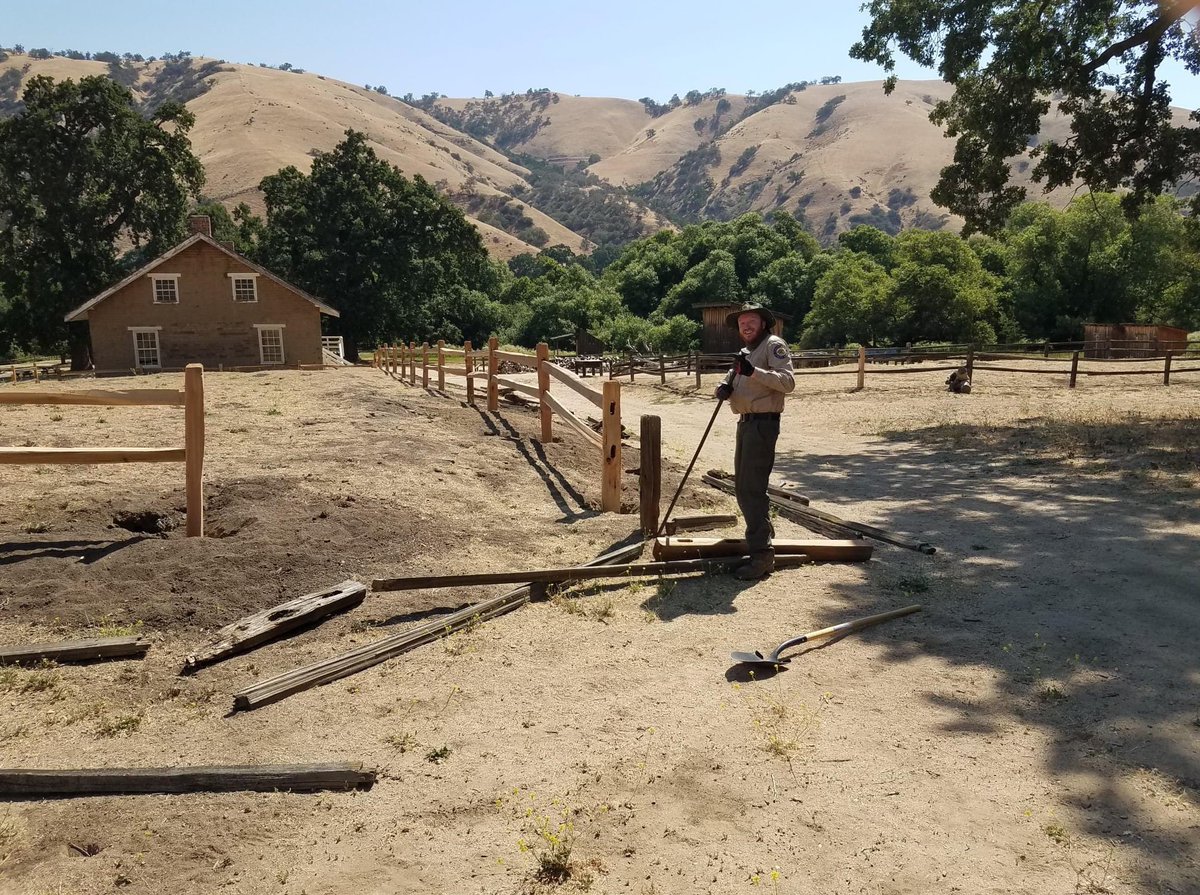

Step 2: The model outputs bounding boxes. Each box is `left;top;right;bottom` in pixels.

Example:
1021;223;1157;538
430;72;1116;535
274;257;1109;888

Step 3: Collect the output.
730;649;783;667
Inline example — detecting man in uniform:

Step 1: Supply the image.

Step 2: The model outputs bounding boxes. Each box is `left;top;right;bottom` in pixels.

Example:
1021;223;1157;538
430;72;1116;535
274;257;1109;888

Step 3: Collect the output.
714;303;795;580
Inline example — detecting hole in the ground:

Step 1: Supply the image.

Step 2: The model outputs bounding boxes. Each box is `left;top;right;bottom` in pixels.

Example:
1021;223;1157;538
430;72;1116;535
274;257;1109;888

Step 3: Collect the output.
112;509;177;535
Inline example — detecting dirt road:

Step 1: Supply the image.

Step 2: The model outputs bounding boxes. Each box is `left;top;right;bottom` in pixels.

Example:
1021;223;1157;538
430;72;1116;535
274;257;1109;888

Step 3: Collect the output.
1;364;1196;894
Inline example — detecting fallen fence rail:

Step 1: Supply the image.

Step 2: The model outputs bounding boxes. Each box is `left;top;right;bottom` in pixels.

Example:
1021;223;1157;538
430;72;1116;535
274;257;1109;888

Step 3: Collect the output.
0;364;206;536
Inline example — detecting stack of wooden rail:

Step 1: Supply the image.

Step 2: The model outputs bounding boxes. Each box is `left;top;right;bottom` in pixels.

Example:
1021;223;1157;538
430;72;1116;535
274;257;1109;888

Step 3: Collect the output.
699;469;936;555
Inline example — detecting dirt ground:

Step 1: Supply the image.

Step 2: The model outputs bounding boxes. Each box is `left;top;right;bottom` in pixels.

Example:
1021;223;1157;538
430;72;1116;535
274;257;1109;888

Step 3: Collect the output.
1;361;1197;895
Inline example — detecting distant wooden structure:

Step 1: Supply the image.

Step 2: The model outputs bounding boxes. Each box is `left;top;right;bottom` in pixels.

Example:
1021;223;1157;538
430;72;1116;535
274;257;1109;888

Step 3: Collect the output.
1083;324;1189;358
695;302;789;354
547;329;607;357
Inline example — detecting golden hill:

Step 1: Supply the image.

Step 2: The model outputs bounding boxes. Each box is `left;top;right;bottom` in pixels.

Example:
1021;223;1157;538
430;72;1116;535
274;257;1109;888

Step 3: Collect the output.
2;52;1189;253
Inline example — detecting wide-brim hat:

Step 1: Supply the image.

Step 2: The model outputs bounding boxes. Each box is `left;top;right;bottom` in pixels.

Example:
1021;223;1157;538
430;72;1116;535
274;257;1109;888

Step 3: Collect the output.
725;302;776;329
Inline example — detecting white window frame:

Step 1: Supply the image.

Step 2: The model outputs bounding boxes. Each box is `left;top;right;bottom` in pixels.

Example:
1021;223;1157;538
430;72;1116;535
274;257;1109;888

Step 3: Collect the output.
128;326;163;369
150;273;180;304
228;272;260;303
254;324;286;365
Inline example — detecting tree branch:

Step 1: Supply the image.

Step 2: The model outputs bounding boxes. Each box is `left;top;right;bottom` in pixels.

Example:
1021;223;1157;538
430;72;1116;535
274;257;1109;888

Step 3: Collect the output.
1082;0;1193;73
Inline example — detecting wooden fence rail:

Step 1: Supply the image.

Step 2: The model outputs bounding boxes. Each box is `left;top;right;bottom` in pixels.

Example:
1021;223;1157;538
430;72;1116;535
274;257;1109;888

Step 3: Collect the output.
602;343;1200;391
375;340;622;512
0;364;206;536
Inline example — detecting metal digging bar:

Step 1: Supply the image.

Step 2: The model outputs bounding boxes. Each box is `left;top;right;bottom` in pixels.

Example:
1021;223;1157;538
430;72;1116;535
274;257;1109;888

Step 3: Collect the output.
654;357;742;539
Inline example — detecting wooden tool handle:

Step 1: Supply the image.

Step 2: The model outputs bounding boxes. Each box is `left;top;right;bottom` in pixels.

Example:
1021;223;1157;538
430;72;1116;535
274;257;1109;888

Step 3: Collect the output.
804;604;922;643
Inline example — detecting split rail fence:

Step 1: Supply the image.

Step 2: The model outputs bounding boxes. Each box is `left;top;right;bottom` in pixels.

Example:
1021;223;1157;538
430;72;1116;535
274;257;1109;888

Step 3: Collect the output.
605;340;1200;391
373;339;622;511
0;363;206;536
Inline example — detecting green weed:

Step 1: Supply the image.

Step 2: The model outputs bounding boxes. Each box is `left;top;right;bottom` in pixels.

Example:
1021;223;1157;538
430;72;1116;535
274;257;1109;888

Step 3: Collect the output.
95;712;143;738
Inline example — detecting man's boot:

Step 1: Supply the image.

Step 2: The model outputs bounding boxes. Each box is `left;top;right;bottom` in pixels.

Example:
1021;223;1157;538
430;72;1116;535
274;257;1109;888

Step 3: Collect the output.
735;549;774;580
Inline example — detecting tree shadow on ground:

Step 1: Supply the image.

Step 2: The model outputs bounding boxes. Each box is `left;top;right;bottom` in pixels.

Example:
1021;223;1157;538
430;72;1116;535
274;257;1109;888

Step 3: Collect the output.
770;415;1200;891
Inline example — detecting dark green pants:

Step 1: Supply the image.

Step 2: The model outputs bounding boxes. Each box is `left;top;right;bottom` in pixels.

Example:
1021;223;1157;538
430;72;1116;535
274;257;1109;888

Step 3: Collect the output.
734;416;779;552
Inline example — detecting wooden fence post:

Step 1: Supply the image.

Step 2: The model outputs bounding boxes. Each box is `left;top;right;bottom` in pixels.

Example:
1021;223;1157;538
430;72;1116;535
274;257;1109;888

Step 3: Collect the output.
1069;351;1079;389
184;364;205;538
659;353;666;385
1164;351;1172;386
601;381;622;513
464;340;475;405
856;345;866;391
437;340;446;391
421;342;429;388
695;352;702;389
639;415;661;535
408;342;417;387
628;352;635;383
536;342;552;443
399;343;406;380
487;336;499;412
965;345;975;380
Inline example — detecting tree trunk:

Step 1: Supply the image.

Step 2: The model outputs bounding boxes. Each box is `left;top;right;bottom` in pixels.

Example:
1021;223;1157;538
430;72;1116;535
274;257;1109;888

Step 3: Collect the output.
68;324;92;372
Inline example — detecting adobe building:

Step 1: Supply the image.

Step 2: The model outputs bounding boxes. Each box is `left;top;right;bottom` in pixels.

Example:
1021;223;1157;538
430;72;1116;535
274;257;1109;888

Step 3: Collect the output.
66;216;339;373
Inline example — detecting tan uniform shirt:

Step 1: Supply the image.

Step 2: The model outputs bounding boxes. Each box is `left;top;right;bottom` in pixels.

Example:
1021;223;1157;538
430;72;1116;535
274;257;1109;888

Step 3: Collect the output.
728;334;795;414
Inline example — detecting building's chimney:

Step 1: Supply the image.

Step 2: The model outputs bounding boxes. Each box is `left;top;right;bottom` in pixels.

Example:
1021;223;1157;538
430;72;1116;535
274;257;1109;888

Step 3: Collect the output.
188;215;212;237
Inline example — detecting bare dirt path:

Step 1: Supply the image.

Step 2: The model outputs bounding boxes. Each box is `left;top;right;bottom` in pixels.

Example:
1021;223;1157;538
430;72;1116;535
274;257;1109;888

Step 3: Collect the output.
1;364;1196;895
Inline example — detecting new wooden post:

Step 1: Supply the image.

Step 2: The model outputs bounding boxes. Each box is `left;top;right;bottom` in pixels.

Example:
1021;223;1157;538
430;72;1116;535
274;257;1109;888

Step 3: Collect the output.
659;353;666;385
639;415;661;535
536;342;552;443
1069;351;1079;389
409;342;417;386
856;345;866;391
487;336;499;412
601;380;622;512
464;340;475;405
437;339;446;391
1164;351;1172;386
184;364;205;538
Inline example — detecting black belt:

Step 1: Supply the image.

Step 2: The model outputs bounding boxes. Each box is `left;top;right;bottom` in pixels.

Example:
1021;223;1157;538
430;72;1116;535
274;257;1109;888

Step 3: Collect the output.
739;412;781;421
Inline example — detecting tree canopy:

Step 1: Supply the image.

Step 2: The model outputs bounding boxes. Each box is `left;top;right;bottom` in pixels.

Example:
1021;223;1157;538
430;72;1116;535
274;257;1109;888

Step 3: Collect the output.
246;130;498;358
0;75;203;361
852;1;1200;232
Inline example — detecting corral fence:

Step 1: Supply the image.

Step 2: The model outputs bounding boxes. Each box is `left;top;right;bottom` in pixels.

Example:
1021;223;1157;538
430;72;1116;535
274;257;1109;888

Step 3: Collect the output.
0;363;207;536
605;340;1200;390
373;339;622;512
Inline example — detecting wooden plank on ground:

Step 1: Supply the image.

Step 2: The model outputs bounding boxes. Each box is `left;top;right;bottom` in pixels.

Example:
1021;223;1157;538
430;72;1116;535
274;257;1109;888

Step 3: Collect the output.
0;763;375;797
182;580;367;673
662;514;738;535
701;473;858;540
233;542;647;712
0;447;186;465
0;636;149;666
0;389;184;407
652;537;872;562
370;556;813;592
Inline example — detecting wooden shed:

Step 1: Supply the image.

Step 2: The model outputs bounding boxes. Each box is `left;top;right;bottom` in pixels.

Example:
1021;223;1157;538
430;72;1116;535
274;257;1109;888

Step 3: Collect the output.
695;302;789;354
1083;323;1189;358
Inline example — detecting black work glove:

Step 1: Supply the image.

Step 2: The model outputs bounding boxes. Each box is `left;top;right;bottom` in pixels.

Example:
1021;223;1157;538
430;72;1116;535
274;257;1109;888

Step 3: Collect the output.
734;352;754;377
715;383;732;402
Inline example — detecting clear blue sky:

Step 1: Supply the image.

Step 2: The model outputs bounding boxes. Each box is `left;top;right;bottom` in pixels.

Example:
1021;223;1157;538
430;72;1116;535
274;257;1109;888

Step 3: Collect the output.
7;0;1199;108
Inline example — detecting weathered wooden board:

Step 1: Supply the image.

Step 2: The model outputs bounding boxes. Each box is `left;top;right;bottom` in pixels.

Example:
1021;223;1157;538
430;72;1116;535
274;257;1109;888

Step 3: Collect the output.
653;537;873;562
233;542;647;712
182;580;367;673
0;636;149;666
0;763;375;797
